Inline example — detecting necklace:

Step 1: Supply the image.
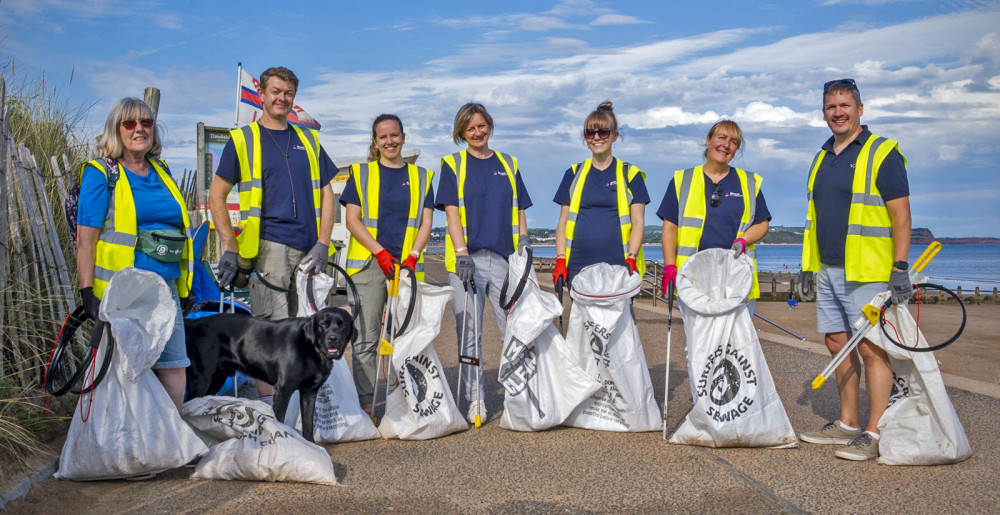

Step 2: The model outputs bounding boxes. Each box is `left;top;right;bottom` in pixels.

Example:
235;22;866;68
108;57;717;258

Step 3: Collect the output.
262;125;298;218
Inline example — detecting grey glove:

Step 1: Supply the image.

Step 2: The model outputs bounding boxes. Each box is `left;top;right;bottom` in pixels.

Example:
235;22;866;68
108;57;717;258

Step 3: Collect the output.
518;235;531;254
889;268;913;306
456;254;475;283
216;250;239;289
303;242;329;275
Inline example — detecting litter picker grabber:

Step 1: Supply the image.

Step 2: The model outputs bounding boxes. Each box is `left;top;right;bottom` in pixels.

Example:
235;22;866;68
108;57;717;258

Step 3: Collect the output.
753;312;808;341
372;263;401;424
457;280;483;428
661;282;674;440
555;276;565;335
219;285;238;398
812;242;941;390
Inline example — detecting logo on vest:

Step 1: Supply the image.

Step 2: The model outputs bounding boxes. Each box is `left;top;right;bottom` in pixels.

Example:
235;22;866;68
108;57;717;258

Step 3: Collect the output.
399;353;444;418
606;180;617;188
293;145;306;151
726;192;743;198
696;343;758;423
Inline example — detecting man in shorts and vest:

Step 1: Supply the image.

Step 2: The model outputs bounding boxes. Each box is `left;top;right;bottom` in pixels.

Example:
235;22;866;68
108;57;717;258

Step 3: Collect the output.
209;66;337;406
798;78;913;461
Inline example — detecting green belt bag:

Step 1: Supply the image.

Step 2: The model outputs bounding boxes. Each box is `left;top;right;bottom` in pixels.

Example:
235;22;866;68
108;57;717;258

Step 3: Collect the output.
137;228;186;263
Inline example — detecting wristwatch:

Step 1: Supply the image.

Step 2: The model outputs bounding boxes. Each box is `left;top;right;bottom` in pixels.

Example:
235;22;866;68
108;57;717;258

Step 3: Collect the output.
893;260;909;271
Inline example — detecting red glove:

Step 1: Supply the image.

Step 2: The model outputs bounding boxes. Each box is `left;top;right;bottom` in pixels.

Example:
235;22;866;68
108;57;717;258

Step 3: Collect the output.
375;249;397;277
553;258;568;284
625;257;637;274
732;237;748;256
661;264;677;296
401;253;418;271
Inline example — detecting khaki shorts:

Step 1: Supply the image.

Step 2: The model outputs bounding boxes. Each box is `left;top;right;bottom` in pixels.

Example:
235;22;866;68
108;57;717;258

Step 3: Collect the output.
249;239;305;320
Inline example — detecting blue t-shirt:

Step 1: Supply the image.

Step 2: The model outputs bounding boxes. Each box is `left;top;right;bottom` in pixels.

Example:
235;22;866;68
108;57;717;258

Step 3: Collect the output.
435;152;533;258
340;162;435;259
215;125;337;252
657;167;772;252
552;158;650;271
812;126;909;266
77;161;183;281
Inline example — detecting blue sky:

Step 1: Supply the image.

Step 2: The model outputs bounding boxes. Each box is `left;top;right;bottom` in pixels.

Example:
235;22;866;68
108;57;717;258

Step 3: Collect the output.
3;0;1000;237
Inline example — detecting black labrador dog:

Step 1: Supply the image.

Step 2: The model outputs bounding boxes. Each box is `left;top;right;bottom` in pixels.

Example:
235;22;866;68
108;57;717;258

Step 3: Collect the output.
184;307;354;443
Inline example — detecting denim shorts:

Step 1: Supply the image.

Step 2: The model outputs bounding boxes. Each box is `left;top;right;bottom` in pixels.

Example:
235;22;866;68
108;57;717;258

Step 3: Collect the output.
153;282;190;369
815;265;887;334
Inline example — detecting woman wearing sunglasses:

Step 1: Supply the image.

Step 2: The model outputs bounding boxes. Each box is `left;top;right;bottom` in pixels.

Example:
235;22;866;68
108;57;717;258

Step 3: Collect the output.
436;102;533;424
553;101;649;287
76;98;193;412
657;119;771;316
341;114;434;414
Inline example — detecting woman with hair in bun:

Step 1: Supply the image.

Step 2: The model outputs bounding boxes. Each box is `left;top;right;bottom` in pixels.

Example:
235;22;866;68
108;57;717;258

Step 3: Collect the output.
436;102;533;424
553;101;650;287
657;119;771;317
341;114;435;414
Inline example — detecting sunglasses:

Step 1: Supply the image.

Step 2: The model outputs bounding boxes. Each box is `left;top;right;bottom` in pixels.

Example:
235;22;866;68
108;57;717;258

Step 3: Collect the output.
584;128;612;140
121;118;155;130
823;78;857;94
711;182;723;208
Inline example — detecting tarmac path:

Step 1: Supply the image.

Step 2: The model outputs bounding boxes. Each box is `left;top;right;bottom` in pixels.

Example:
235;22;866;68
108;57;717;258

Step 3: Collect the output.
5;259;999;513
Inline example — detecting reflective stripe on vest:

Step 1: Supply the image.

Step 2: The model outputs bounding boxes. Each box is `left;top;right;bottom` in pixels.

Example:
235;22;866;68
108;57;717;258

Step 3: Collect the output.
674;166;762;299
344;161;432;281
85;158;193;299
801;134;905;282
563;158;647;276
441;150;520;273
230;122;323;260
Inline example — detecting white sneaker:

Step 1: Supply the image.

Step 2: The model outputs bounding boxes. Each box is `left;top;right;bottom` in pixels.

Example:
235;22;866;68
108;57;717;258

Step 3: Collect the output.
466;400;486;424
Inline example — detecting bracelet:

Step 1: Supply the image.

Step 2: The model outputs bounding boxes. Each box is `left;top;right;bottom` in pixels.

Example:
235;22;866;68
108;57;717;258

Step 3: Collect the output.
455;247;468;253
557;254;566;258
409;251;420;257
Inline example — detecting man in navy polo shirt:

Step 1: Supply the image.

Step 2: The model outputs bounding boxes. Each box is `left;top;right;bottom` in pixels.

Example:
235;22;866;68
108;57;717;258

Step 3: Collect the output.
209;66;336;406
797;79;912;461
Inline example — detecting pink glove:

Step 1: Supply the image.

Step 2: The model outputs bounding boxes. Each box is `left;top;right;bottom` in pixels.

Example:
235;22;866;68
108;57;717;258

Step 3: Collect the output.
732;237;748;256
661;264;677;296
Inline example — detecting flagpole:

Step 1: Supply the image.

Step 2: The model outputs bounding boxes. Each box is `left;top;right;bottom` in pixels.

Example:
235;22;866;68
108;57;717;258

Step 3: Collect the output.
235;62;242;128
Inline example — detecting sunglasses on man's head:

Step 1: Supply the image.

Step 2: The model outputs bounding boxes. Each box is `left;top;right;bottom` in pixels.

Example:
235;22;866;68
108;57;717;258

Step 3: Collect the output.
823;78;857;94
584;128;612;140
121;118;154;130
711;182;723;207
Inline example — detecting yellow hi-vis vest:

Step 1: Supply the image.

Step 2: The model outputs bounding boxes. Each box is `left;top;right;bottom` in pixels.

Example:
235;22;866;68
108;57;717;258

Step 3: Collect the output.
83;158;193;299
344;161;433;281
229;121;323;260
440;150;521;273
564;158;647;276
674;166;762;299
802;133;906;282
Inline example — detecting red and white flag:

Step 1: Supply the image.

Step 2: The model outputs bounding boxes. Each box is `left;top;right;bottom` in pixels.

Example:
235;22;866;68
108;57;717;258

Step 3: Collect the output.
236;66;322;130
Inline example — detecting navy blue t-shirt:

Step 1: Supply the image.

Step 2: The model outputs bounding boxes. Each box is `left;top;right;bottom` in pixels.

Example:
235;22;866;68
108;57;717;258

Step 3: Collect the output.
657;167;771;252
215;125;337;252
553;158;650;271
812;126;909;266
78;162;183;281
435;152;533;258
340;162;435;259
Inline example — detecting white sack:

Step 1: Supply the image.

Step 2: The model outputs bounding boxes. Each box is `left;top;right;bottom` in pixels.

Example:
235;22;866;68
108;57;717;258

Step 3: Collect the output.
499;250;602;431
378;270;467;440
56;268;207;480
868;291;973;465
284;270;380;442
563;263;661;432
182;396;338;485
669;249;796;448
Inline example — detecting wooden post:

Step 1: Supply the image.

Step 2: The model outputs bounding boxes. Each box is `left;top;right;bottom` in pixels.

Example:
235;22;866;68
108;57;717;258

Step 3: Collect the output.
144;87;161;117
0;76;7;376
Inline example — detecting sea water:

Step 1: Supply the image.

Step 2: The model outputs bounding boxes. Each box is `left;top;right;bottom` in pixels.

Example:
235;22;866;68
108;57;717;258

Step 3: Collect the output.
530;243;1000;291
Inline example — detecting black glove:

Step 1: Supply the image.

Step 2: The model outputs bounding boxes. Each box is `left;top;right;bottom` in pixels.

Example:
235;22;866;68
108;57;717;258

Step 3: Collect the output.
79;287;100;320
456;255;475;283
517;235;531;254
303;242;329;275
216;250;239;289
889;269;913;306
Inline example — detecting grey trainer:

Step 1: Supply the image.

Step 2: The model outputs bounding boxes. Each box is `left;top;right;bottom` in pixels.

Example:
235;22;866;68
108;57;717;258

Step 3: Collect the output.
799;421;862;445
835;432;880;461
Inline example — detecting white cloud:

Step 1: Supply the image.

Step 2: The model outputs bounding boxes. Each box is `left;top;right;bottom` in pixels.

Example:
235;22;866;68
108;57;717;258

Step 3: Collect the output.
589;14;650;26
